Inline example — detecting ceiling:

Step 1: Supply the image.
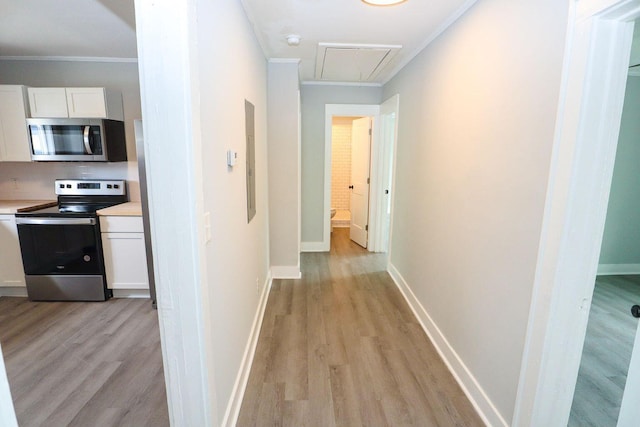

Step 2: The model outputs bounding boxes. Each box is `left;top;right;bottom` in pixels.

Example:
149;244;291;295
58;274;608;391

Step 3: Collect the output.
0;0;475;84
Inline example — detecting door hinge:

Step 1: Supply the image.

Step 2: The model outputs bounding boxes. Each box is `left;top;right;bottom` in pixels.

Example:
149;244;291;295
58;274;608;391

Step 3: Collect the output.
369;128;372;136
367;177;370;184
365;225;368;231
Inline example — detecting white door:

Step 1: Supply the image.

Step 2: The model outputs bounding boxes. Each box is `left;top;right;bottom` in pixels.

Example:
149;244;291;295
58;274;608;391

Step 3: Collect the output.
350;117;371;248
618;311;640;426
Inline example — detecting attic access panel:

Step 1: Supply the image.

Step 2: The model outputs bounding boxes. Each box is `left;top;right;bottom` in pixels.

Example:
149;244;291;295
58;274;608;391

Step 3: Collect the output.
315;43;401;82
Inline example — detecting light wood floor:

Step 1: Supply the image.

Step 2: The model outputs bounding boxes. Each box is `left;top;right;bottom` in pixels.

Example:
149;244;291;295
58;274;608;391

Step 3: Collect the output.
0;297;169;426
238;228;483;426
569;275;640;427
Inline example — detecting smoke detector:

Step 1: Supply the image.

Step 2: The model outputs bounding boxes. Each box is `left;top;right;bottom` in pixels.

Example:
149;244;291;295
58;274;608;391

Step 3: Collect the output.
286;35;301;46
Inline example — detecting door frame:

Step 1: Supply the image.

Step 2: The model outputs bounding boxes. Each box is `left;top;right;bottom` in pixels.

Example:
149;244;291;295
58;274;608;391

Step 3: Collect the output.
320;104;380;251
513;0;640;425
371;94;400;253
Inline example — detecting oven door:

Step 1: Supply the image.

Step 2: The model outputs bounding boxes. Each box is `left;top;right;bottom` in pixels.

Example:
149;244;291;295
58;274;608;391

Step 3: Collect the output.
15;217;109;301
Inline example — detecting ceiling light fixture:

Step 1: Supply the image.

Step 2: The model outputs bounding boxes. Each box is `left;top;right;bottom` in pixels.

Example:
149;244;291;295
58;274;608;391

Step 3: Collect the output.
362;0;407;6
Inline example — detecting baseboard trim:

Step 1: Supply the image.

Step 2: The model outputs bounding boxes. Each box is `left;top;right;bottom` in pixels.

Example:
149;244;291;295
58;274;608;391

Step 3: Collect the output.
222;272;273;426
0;287;28;298
301;241;329;252
387;263;507;427
270;266;302;279
111;289;151;299
597;263;640;275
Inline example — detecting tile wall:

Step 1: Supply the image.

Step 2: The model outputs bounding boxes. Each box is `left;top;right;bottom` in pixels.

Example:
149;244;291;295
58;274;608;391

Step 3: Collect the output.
331;117;354;211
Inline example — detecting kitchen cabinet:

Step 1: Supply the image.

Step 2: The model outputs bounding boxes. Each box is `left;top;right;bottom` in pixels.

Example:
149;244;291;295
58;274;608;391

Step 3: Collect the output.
100;216;149;290
28;87;124;121
0;85;32;162
0;215;26;287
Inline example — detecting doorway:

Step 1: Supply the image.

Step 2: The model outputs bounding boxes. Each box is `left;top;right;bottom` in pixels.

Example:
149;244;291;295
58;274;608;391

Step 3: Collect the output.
513;2;640;425
569;72;640;426
330;116;372;248
323;96;399;254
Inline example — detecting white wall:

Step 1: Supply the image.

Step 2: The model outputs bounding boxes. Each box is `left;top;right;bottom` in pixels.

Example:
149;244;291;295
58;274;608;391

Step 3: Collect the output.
0;60;141;201
268;61;300;275
300;84;382;243
382;0;569;422
599;76;640;270
195;0;270;423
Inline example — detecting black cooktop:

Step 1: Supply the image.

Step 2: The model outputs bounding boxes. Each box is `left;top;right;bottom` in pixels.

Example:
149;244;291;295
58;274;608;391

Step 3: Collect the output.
15;199;128;218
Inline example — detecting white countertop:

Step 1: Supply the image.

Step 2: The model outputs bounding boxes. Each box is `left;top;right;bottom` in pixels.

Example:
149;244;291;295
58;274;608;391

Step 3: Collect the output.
96;201;143;216
0;200;57;214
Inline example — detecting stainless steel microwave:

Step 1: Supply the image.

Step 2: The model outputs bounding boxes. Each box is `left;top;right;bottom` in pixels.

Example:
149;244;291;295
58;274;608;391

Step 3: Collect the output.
26;118;127;162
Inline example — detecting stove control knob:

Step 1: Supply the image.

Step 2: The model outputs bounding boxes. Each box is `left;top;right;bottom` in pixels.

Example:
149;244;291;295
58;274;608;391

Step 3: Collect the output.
59;184;64;189
114;184;119;189
66;184;72;188
107;184;112;189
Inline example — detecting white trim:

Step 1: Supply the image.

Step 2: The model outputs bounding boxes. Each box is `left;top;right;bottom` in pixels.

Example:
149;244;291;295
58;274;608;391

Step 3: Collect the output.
0;343;17;427
301;81;383;87
268;58;301;64
597;263;640;275
513;1;640;425
222;273;273;426
324;104;381;252
271;266;302;279
387;263;507;427
381;0;479;85
0;287;28;298
0;56;137;63
111;289;152;299
301;241;328;252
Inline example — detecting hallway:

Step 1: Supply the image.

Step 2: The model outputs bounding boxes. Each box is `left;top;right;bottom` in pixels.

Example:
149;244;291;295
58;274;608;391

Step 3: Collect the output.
237;228;482;426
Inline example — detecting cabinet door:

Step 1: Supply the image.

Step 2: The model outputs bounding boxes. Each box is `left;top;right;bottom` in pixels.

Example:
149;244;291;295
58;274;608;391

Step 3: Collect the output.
0;215;26;287
0;85;31;162
28;87;68;118
102;232;149;289
66;88;107;118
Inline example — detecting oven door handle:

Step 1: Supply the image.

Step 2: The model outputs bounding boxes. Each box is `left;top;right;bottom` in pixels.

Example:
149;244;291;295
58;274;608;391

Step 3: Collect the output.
83;126;94;155
16;217;96;226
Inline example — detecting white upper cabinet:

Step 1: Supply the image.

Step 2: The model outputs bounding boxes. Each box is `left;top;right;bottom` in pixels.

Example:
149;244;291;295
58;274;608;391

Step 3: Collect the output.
27;87;68;118
28;87;124;121
0;85;32;162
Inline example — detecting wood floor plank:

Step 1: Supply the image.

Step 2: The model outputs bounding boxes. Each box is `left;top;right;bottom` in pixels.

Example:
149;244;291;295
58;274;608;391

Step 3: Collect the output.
0;297;169;427
238;228;483;426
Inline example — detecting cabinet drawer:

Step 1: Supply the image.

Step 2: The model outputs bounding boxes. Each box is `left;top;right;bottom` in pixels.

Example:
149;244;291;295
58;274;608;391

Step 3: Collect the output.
99;216;143;233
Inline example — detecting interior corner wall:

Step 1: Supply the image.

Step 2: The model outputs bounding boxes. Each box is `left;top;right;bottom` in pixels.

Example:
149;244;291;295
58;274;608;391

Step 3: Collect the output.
268;62;300;272
598;76;640;270
300;85;382;243
195;0;270;423
382;0;569;422
0;60;142;201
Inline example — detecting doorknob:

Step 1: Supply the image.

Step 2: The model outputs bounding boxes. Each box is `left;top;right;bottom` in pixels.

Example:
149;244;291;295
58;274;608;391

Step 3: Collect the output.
632;305;640;318
349;185;354;189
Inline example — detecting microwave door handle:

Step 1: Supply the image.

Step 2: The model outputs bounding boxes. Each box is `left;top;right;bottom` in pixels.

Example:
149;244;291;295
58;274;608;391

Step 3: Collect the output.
83;126;94;155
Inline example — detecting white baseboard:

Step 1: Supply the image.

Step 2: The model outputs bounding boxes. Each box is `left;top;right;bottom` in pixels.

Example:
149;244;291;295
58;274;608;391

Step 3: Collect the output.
387;263;507;427
0;287;28;298
222;272;273;427
271;266;302;279
301;241;329;252
597;263;640;275
112;289;151;299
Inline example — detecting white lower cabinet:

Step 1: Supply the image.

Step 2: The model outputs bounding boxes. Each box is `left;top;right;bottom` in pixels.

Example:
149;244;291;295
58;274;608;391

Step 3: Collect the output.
100;216;149;290
0;215;26;287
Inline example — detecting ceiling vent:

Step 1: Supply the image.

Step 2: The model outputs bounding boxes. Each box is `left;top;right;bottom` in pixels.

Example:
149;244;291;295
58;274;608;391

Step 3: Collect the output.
315;43;401;82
